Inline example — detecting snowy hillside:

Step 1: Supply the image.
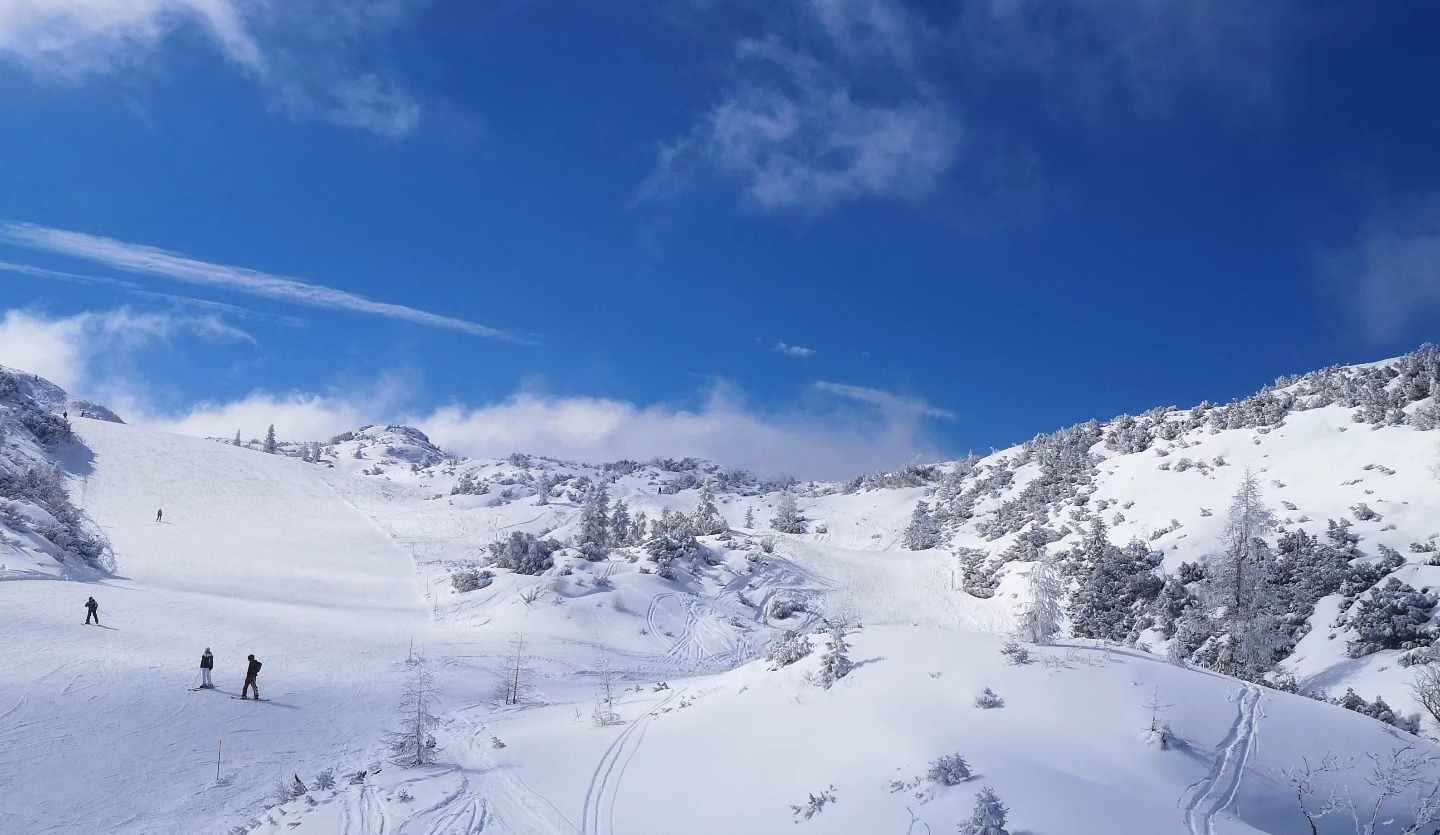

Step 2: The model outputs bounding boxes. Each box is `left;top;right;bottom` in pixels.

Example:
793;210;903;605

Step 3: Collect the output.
4;350;1440;834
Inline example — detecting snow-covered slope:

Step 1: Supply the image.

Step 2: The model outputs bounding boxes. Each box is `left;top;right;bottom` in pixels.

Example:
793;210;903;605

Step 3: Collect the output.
0;416;426;835
5;349;1440;834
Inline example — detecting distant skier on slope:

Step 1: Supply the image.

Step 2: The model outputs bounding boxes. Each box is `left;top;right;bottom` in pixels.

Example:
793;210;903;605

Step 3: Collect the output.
240;654;262;700
84;596;99;625
199;648;214;689
155;508;163;523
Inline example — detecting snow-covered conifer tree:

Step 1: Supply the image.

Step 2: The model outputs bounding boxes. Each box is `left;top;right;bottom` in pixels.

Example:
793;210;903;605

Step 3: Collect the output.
263;424;278;455
771;490;807;534
902;500;942;550
232;430;242;447
385;658;441;767
610;500;632;545
690;483;728;536
1018;548;1063;645
577;481;612;560
817;623;852;688
958;787;1010;835
743;505;755;529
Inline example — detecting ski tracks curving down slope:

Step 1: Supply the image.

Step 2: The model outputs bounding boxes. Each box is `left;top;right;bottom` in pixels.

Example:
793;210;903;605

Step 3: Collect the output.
581;689;682;835
1180;684;1263;835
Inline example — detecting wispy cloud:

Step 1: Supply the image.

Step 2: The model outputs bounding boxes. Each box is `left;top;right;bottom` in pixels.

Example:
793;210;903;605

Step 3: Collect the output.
641;0;960;212
958;0;1322;116
0;260;307;326
0;223;521;341
0;0;422;138
1323;197;1440;342
773;342;815;358
814;380;956;420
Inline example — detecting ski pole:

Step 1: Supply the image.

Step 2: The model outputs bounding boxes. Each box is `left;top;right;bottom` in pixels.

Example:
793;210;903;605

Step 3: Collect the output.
217;740;222;782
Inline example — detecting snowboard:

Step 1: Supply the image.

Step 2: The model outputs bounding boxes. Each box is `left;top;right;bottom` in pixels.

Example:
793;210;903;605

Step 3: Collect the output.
189;687;219;692
231;696;270;701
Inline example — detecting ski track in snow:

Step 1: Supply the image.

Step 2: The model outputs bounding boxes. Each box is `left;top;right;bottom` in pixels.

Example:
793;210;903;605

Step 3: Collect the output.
581;689;682;835
1180;684;1262;835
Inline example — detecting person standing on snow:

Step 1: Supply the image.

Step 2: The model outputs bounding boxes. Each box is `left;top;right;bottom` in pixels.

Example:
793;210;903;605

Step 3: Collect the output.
155;508;163;523
241;654;262;699
200;648;214;689
84;596;99;625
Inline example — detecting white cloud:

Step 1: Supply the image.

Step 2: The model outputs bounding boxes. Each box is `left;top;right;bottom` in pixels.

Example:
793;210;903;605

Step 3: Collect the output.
959;0;1312;115
642;0;960;212
138;381;949;480
0;0;421;138
773;342;815;358
813;380;955;420
0;0;263;76
0;223;520;341
1325;199;1440;341
0;306;947;478
0;307;252;392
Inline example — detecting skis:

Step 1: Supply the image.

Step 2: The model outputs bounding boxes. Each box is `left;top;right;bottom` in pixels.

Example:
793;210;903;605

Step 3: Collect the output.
189;687;218;692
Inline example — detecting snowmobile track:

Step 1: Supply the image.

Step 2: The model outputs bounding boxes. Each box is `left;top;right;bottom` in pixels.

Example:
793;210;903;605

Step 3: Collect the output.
1180;684;1261;835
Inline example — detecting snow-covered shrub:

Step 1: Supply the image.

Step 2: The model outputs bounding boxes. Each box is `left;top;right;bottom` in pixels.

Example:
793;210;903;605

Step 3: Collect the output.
956;547;1000;599
487;532;560;575
312;768;335;791
769;598;806;620
1330;687;1421;733
957;787;1010;835
974;687;1004;709
790;786;836;821
450;568;493;593
1344;577;1438;657
395;788;413;803
999;640;1030;665
926;753;972;786
902;500;943;550
646;531;700;579
765;632;812;669
1350;502;1381;522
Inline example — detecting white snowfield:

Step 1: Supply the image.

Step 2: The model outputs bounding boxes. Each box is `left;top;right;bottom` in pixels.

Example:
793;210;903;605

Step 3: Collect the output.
2;411;1439;833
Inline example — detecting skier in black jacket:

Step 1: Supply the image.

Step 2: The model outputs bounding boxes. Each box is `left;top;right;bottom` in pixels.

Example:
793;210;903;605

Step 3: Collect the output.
241;654;262;699
84;596;99;625
199;648;214;689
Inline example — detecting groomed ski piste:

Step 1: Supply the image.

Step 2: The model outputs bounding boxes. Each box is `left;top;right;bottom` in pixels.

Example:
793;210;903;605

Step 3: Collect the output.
3;386;1440;832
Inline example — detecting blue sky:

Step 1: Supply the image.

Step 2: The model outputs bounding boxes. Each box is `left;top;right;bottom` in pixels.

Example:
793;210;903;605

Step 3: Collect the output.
2;0;1440;478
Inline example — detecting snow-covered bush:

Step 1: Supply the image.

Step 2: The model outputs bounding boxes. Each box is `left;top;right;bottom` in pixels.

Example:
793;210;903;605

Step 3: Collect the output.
1344;577;1438;657
646;531;700;579
926;753;972;786
764;631;812;669
487;532;560;575
312;768;335;791
1350;502;1381;522
957;787;1010;835
790;786;836;820
769;598;807;620
974;687;1004;709
999;640;1030;665
902;500;943;550
450;568;493;593
1330;687;1421;734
